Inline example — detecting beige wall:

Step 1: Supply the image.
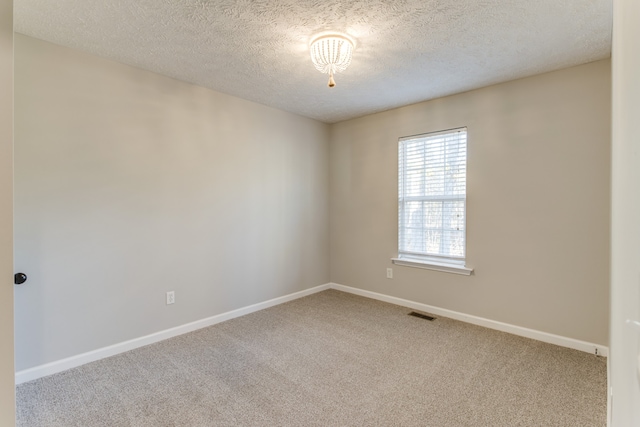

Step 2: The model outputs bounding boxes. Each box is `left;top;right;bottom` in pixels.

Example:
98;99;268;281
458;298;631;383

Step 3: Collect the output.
13;35;330;371
0;0;15;425
330;60;611;346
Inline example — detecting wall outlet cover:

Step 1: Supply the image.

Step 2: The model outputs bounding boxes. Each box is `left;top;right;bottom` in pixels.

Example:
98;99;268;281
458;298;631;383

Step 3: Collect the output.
166;291;175;305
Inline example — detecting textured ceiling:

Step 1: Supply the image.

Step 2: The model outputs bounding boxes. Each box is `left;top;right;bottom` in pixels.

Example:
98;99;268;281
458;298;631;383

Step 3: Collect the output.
15;0;612;123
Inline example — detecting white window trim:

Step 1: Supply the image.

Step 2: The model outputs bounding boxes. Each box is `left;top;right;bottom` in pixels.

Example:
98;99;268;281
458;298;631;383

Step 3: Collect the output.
391;256;473;276
397;127;471;275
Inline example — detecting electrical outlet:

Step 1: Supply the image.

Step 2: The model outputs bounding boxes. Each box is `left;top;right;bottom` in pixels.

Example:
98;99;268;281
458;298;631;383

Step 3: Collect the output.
166;291;175;305
386;268;393;279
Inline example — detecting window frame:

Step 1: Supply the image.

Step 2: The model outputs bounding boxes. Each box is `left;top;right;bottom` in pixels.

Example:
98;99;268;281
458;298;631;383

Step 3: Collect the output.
392;127;473;275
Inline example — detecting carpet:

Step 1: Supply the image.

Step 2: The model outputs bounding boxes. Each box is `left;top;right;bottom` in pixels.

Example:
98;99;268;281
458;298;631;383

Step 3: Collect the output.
16;289;607;426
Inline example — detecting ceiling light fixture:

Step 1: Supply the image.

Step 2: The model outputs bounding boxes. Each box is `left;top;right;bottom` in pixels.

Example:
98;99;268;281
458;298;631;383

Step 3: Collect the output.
309;32;356;88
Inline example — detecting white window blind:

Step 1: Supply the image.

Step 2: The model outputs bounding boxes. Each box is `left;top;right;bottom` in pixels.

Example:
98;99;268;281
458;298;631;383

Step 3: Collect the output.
398;127;467;264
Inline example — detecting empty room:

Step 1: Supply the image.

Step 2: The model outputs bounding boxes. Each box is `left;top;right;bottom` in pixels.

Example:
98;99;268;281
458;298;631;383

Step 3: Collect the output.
1;0;640;426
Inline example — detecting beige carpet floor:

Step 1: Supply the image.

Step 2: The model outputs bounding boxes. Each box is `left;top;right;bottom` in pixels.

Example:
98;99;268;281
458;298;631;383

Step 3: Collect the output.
16;289;607;426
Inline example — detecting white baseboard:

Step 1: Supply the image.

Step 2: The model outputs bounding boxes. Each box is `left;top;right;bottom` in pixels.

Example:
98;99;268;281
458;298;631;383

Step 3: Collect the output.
15;283;330;384
329;283;609;357
17;281;607;384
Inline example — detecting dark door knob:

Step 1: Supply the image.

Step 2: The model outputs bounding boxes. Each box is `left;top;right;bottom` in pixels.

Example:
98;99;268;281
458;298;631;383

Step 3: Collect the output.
14;273;27;285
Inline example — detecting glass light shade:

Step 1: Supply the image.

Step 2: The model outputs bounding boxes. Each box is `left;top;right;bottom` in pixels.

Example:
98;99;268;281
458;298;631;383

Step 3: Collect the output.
309;32;355;87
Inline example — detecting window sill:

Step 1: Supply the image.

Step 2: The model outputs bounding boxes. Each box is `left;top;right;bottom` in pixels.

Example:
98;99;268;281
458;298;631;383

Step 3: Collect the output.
391;257;474;276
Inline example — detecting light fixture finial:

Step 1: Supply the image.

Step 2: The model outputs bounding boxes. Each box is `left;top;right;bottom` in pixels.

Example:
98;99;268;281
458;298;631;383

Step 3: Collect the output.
328;72;336;88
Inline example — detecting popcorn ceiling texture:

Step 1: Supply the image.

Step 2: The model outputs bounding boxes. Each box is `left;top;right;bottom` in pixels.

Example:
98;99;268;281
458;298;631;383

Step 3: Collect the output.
14;0;611;123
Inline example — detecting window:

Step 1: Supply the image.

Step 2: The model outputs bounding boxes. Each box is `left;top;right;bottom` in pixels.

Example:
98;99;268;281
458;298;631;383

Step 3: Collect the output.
393;127;472;275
